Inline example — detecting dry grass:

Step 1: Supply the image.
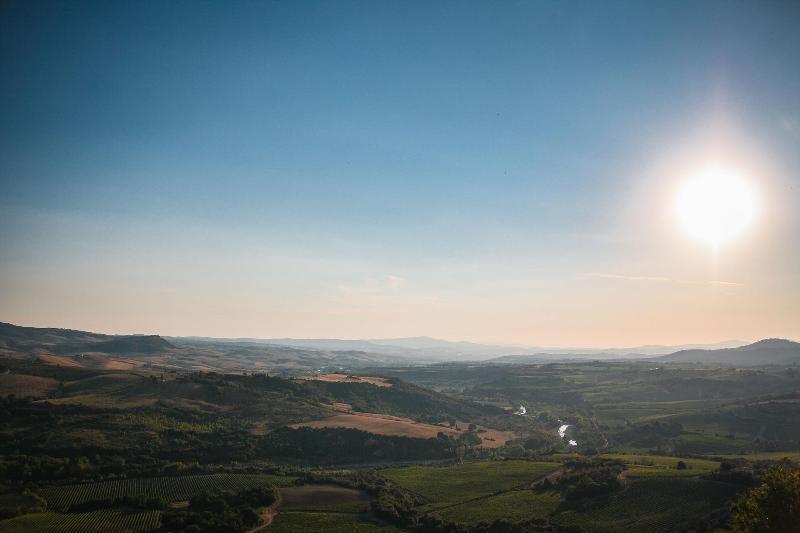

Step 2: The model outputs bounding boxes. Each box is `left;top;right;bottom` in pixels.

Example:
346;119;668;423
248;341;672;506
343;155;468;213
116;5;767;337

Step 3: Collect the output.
76;353;142;370
0;374;58;398
473;427;518;449
300;373;392;387
36;354;84;367
292;411;517;447
325;402;354;412
292;412;459;439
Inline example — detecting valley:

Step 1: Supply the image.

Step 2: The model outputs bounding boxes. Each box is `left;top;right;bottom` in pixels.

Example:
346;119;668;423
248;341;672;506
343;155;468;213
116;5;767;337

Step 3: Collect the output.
0;322;798;531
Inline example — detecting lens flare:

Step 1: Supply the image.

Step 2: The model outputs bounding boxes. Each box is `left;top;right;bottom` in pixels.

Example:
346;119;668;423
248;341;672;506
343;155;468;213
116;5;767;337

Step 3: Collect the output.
676;166;757;248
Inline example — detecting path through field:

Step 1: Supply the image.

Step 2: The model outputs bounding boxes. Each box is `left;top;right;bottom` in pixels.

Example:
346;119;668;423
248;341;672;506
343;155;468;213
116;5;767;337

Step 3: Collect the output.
248;492;282;532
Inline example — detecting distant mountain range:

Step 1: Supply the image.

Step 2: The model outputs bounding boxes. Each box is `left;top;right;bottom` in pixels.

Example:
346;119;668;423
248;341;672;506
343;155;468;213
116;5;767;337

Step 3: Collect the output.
177;335;746;362
486;339;800;366
656;338;800;366
180;335;518;361
1;321;797;369
0;322;403;373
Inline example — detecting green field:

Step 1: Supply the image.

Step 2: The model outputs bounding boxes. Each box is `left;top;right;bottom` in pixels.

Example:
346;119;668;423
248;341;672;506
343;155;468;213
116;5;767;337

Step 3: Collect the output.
711;451;800;462
600;454;720;478
269;512;400;532
381;460;559;509
38;474;296;510
554;478;743;533
0;508;160;533
435;489;560;524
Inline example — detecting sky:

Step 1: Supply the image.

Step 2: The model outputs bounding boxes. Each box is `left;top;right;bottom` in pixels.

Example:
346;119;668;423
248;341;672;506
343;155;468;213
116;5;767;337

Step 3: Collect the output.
1;1;799;347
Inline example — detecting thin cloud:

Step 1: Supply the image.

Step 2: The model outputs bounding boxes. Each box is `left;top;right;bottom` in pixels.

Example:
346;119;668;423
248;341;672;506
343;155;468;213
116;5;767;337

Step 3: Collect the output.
582;272;744;287
384;274;405;289
336;274;405;294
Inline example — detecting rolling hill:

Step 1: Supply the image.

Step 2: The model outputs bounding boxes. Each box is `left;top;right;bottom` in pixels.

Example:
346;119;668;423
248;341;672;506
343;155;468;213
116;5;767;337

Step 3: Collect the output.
0;322;405;374
658;338;800;366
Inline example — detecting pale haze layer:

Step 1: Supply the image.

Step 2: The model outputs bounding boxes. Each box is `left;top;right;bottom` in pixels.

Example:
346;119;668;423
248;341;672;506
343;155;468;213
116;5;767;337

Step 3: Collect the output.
1;1;799;347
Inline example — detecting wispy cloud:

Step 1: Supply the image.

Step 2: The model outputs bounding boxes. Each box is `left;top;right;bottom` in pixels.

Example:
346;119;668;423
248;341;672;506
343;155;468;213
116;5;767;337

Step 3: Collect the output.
383;274;405;289
582;272;744;287
335;274;405;295
331;274;440;314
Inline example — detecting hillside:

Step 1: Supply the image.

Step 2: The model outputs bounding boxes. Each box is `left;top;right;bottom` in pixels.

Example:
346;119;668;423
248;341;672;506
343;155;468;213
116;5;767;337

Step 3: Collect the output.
0;322;400;374
55;335;175;355
0;322;111;349
659;338;800;366
0;357;511;470
0;322;171;354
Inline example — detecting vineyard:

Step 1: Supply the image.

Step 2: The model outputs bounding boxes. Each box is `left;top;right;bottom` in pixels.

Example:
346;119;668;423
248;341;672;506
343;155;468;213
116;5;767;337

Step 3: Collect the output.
38;473;296;510
599;453;720;478
0;508;160;533
435;489;560;525
269;511;400;532
552;478;744;532
381;460;559;510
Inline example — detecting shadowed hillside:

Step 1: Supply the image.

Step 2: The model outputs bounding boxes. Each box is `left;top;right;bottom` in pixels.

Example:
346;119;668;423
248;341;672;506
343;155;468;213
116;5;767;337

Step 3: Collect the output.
659;339;800;366
0;322;402;374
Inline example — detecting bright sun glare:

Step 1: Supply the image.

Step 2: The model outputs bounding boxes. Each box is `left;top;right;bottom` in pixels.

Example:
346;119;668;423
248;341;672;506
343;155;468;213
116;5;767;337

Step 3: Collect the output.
677;166;757;248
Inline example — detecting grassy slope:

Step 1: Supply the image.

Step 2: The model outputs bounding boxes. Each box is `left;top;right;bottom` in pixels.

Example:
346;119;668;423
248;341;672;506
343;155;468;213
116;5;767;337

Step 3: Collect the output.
435;489;560;524
600;454;720;478
554;478;743;533
382;460;559;510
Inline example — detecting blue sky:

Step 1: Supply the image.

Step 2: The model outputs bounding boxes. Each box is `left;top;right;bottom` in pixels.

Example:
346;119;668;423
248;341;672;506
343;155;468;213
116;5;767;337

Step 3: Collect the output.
1;1;799;345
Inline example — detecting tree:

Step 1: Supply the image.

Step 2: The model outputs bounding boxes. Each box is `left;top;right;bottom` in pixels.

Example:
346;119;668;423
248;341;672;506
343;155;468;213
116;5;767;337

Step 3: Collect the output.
731;465;800;532
676;460;688;470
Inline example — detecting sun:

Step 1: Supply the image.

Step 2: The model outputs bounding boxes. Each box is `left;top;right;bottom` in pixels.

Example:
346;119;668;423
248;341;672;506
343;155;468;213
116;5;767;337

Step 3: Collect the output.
676;166;757;248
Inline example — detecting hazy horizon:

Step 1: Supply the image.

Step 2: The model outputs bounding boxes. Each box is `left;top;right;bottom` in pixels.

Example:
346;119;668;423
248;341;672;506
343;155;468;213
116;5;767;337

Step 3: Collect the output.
0;317;763;352
2;1;799;346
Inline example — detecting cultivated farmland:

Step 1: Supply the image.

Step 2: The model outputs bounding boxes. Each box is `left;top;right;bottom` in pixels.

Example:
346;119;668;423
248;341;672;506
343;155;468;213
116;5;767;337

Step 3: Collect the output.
38;474;296;510
381;460;559;509
599;454;720;478
0;508;160;533
292;412;460;440
269;512;400;532
279;484;370;513
553;478;744;532
434;489;560;524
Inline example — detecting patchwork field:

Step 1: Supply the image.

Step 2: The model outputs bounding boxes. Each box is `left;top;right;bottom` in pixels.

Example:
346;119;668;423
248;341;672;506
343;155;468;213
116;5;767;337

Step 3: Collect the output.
293;412;515;448
300;374;392;387
599;454;720;478
381;460;559;509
